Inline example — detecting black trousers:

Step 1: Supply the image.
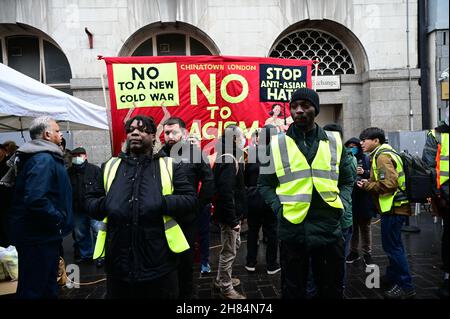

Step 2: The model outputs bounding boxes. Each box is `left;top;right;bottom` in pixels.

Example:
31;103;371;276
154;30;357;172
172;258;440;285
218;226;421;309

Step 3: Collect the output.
443;215;449;273
178;221;197;299
246;210;278;269
280;240;344;299
106;270;178;299
16;240;61;299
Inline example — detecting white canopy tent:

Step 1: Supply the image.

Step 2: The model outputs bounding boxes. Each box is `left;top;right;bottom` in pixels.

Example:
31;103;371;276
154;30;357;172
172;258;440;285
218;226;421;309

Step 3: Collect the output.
0;63;109;133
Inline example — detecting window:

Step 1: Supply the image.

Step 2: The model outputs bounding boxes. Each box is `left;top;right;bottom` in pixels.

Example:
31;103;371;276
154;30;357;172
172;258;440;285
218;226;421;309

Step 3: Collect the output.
157;33;186;55
1;34;72;94
132;38;153;56
7;36;40;80
190;37;211;55
43;40;71;84
270;29;356;75
131;33;213;56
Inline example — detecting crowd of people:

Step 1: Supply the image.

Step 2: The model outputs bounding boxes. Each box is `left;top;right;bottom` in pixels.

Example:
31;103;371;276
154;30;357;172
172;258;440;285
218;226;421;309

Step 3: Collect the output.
0;87;448;300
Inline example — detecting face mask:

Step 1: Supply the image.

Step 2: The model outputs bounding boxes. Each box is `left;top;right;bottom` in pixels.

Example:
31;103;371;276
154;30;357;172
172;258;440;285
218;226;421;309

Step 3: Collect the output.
445;107;449;126
351;147;358;155
72;156;85;165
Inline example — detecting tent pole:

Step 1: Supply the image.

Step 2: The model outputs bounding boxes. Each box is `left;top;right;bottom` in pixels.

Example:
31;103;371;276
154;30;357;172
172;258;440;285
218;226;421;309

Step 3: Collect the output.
19;116;26;142
100;73;114;155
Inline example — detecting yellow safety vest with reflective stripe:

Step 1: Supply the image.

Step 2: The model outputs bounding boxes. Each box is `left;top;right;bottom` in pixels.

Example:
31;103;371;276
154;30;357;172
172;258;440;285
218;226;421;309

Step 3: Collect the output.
372;144;409;214
430;130;449;188
93;157;189;260
93;157;121;260
270;131;343;224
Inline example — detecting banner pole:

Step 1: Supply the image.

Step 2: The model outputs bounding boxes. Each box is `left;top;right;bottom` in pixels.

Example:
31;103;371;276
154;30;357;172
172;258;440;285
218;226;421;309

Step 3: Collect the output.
100;73;114;155
313;61;319;91
124;103;137;124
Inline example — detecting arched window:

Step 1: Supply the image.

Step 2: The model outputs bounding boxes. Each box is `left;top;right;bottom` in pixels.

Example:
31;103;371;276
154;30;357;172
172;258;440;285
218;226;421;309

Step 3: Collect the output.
132;33;214;56
0;25;72;94
121;22;219;57
270;29;356;75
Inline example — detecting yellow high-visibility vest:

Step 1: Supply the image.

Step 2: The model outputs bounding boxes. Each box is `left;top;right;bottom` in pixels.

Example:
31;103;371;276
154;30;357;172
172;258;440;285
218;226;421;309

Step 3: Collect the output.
430;130;449;188
270;131;344;224
372;144;409;213
93;157;189;260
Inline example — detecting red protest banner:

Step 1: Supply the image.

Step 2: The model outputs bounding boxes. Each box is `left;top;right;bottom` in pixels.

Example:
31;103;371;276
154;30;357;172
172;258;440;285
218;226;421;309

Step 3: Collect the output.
102;56;314;155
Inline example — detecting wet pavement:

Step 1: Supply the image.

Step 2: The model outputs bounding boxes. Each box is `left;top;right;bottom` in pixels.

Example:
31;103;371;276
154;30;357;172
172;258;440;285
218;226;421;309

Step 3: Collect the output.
55;206;446;300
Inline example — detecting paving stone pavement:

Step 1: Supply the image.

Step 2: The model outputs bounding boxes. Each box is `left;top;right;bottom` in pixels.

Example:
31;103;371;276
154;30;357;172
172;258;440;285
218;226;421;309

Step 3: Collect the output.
49;208;447;300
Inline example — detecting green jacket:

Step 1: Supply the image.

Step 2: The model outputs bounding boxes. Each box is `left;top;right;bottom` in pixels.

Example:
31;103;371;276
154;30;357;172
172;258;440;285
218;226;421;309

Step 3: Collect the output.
257;124;355;247
340;148;357;229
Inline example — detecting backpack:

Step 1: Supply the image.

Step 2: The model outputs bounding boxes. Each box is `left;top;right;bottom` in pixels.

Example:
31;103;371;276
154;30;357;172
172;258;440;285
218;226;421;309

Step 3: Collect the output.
377;149;434;203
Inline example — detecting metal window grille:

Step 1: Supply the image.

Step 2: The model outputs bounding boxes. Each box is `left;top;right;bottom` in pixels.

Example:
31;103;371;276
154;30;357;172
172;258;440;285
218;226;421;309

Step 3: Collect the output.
270;30;356;75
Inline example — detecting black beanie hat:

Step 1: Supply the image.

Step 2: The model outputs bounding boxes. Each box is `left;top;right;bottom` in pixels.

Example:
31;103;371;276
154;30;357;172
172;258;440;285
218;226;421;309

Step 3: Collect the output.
290;88;320;116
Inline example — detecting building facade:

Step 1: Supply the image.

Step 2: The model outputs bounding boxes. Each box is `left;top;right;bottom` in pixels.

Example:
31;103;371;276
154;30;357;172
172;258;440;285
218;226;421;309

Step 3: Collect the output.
0;0;425;163
426;0;449;126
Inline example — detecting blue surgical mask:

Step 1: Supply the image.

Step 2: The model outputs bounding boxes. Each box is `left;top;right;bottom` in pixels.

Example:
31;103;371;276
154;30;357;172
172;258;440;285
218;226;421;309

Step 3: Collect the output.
72;156;85;165
351;147;358;155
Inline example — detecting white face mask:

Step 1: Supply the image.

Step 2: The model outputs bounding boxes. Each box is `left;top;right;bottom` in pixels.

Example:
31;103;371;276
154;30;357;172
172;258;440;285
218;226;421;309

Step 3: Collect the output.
72;156;85;165
445;107;449;126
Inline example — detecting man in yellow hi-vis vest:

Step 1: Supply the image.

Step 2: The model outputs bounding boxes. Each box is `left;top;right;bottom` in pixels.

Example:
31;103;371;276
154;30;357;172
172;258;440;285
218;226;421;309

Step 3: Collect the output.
158;116;215;299
85;115;197;299
357;127;415;299
422;107;449;299
258;88;355;299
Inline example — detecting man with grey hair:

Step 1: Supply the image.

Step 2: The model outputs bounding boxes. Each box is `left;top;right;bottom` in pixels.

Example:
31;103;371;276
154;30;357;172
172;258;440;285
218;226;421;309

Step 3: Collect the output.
8;116;73;299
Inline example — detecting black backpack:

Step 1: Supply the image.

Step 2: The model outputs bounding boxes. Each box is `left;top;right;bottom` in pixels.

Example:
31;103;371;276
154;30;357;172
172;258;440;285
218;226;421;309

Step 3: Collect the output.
377;149;434;203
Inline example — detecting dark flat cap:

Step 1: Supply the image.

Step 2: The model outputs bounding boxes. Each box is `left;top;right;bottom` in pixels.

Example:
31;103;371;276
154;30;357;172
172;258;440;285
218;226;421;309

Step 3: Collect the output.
71;147;87;155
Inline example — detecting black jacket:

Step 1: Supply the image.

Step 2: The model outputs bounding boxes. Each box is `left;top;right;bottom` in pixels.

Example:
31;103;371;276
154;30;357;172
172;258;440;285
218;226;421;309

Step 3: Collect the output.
213;139;248;228
68;161;101;214
245;145;274;218
85;152;197;282
422;124;449;199
158;142;215;211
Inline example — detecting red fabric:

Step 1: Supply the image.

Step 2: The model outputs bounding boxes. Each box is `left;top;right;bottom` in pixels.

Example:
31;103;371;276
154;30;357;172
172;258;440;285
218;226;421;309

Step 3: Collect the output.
102;56;314;155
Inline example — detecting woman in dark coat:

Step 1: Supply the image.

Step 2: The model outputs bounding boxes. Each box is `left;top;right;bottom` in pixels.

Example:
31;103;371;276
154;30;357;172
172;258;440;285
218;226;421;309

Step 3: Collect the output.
344;137;377;266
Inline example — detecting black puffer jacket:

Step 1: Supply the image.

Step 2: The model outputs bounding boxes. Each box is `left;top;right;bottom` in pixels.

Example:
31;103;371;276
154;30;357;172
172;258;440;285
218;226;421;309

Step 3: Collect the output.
85;152;197;282
422;124;450;199
245;145;274;218
68;161;101;214
158;142;215;211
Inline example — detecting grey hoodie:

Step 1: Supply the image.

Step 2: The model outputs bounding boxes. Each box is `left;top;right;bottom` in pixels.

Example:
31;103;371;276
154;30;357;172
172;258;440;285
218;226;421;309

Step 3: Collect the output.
0;139;63;187
17;139;63;157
